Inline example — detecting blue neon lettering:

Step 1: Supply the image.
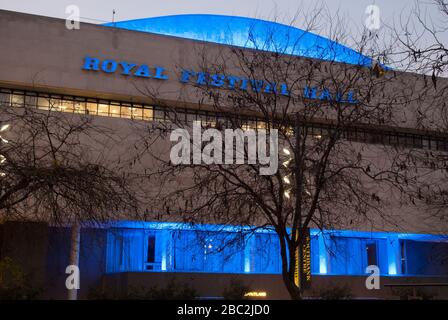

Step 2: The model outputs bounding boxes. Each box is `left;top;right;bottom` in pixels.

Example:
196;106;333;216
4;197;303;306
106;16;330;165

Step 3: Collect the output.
120;61;137;75
82;56;100;71
180;70;195;83
154;66;169;80
134;64;151;78
102;60;118;73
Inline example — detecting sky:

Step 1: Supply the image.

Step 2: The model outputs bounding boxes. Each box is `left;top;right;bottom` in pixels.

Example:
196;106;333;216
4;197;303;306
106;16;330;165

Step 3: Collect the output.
0;0;430;27
0;0;446;54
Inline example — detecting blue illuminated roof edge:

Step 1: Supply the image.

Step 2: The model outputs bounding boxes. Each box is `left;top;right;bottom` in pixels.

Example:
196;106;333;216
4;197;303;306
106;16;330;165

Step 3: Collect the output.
103;14;373;67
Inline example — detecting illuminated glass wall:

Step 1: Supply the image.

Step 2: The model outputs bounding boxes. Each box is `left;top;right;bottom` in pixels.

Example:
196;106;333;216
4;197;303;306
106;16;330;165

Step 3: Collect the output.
105;222;448;277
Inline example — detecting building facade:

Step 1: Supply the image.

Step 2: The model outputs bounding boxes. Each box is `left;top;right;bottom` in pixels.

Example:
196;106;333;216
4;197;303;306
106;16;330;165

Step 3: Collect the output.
0;10;448;299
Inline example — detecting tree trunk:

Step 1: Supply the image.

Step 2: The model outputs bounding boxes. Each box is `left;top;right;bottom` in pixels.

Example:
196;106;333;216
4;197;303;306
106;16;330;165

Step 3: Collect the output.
282;270;302;300
67;222;80;300
282;240;304;300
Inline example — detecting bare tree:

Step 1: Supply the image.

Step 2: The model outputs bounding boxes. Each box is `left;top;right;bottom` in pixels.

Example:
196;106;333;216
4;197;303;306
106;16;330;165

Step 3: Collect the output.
0;98;139;226
127;8;448;299
392;0;448;223
393;0;448;75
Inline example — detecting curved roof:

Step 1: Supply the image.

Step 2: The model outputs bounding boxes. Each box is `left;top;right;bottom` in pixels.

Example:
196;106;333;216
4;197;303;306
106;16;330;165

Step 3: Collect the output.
103;14;372;67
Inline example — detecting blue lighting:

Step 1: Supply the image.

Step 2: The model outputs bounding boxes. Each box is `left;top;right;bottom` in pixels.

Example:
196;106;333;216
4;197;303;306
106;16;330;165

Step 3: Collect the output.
103;14;373;67
105;220;448;277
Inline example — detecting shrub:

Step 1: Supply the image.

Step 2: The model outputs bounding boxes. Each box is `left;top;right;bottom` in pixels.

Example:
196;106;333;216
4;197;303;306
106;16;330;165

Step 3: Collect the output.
318;283;352;300
88;278;197;300
0;257;41;300
222;279;251;300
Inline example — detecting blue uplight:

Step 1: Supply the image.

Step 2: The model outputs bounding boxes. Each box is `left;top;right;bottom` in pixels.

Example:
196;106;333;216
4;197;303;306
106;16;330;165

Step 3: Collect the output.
103;14;373;67
106;220;448;277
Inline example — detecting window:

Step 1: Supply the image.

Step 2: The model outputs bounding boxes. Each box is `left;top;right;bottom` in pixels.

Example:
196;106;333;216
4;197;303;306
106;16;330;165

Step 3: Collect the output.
362;239;387;273
131;106;143;120
436;139;448;151
0;93;10;105
86;101;98;115
412;135;423;149
388;134;399;145
60;99;74;112
400;240;448;275
11;94;24;107
186;112;197;123
172;230;244;273
143;107;153;121
120;104;132;119
144;233;161;271
48;96;61;111
109;103;120;118
97;102;109;117
400;240;407;274
328;237;386;275
25;94;37;108
153;109;165;121
106;229;144;273
2;87;447;152
37;96;50;110
366;242;378;267
74;101;86;114
422;138;431;150
253;233;281;273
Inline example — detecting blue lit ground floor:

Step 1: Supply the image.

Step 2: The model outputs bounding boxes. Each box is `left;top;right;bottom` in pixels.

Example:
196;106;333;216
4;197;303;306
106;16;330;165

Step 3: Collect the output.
0;221;447;299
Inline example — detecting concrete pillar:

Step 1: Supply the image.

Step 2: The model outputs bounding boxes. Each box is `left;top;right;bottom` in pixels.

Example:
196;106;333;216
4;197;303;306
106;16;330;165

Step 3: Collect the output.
318;232;328;274
160;229;170;271
244;235;255;273
386;235;401;275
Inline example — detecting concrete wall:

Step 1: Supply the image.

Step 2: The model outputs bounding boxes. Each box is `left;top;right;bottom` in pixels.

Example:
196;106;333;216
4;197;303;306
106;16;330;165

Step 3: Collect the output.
102;272;448;300
0;10;447;235
0;9;210;108
1;9;448;130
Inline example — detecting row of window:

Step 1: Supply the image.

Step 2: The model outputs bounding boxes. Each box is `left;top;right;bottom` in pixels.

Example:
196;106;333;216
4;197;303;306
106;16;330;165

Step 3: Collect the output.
0;90;153;121
1;88;447;152
106;229;283;274
105;227;448;276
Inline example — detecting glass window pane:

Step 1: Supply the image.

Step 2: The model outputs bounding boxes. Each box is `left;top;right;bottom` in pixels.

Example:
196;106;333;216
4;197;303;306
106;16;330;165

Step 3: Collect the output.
165;111;175;123
186;113;197;123
25;95;37;108
60;99;74;112
74;101;86;114
97;102;109;116
143;107;153;121
422;138;430;150
121;106;132;119
146;235;156;264
132;107;143;120
37;97;50;110
11;94;24;107
257;121;267;130
109;104;120;117
0;93;11;105
86;102;98;115
48;98;61;111
366;243;378;267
